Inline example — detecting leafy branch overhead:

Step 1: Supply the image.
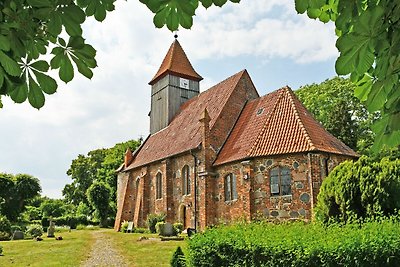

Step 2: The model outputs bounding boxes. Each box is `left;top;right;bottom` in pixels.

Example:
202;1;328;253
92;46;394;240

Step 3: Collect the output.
295;0;400;150
0;0;116;109
139;0;240;31
1;0;398;151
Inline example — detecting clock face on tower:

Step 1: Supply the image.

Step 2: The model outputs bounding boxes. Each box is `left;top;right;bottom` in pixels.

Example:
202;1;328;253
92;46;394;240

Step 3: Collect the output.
180;78;189;89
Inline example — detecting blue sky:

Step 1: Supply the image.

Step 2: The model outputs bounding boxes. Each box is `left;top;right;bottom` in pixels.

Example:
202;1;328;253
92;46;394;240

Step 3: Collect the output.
0;0;338;198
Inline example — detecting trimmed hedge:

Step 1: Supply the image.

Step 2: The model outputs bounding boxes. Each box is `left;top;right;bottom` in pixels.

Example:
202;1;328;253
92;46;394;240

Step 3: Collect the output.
188;220;400;267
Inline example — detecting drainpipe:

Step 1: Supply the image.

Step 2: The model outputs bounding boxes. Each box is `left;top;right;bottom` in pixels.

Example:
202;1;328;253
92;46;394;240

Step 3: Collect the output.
190;149;198;230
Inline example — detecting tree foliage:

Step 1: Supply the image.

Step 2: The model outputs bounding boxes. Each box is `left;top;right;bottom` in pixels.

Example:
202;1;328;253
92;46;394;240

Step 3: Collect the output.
295;0;400;150
2;0;397;151
296;77;376;152
0;173;41;221
63;139;140;206
0;0;239;109
62;139;141;222
0;0;108;109
315;156;400;223
86;181;111;227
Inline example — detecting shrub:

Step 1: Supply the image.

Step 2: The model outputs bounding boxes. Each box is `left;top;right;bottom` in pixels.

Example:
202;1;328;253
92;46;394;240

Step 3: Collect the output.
41;217;50;228
120;220;129;233
170;246;186;267
26;224;43;238
187;220;400;267
315;156;400;223
0;215;11;241
147;213;166;233
155;222;166;236
173;223;184;235
0;215;11;234
133;227;149;234
0;232;10;241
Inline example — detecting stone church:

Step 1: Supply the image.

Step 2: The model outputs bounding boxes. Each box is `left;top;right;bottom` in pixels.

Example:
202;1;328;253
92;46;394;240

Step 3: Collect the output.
114;39;357;231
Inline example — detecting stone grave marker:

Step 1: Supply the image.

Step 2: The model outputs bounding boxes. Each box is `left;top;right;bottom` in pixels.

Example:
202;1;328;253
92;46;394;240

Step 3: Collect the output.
47;220;55;237
12;231;24;240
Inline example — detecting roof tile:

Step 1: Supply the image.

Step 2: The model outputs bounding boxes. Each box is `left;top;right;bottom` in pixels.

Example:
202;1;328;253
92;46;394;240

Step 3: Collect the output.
214;87;358;166
126;70;247;170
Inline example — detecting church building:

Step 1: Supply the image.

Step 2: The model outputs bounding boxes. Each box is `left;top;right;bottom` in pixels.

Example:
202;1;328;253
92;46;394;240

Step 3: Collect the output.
114;39;357;231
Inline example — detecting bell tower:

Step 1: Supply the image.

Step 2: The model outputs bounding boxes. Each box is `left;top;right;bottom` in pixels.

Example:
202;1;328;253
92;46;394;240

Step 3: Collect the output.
149;38;203;134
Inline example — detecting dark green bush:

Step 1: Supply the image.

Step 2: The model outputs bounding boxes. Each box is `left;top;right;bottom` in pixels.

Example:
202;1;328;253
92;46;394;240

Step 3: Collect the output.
188;220;400;267
170;246;186;267
41;217;50;228
146;213;166;233
315;156;400;223
0;215;11;240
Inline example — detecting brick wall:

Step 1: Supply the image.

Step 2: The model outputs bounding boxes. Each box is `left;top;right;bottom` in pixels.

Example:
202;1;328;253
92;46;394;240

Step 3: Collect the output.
115;151;353;231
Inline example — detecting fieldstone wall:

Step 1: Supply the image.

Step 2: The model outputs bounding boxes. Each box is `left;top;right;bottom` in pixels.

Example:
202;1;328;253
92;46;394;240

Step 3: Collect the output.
115;151;354;231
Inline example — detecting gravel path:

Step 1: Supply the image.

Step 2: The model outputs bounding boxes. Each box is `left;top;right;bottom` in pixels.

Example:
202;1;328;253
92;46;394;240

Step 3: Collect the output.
82;231;129;267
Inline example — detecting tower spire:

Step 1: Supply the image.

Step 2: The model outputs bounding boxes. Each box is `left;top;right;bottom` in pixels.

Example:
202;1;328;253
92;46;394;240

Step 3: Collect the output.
149;39;202;85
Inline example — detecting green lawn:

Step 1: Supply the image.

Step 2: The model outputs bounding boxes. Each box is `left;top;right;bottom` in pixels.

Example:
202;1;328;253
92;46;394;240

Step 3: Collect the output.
103;230;187;267
0;230;93;267
0;229;187;267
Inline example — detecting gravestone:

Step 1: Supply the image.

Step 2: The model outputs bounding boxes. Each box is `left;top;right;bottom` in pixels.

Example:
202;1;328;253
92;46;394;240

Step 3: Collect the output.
163;222;174;237
47;220;55;237
12;231;24;240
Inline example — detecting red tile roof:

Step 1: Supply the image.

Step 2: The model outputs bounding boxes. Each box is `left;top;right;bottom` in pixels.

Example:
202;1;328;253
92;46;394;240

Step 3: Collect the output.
214;87;358;166
149;40;203;85
125;70;248;170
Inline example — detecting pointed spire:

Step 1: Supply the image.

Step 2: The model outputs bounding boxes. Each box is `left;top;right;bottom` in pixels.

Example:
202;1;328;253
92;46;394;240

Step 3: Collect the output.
149;39;203;85
199;108;211;123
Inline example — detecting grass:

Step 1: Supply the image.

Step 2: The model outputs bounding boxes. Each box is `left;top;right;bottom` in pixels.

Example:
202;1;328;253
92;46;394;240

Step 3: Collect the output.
0;230;94;267
103;230;187;267
0;229;187;267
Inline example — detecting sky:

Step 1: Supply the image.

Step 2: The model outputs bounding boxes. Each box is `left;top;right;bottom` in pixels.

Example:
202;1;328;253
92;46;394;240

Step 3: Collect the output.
0;0;339;198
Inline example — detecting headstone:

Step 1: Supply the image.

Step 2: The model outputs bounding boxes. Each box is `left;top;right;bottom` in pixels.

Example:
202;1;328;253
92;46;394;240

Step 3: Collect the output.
47;220;55;237
12;231;24;240
163;222;174;237
127;221;134;233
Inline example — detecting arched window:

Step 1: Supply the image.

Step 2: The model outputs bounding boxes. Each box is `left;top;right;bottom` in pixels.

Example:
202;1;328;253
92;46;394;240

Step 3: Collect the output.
182;165;191;195
270;166;291;196
224;173;237;201
156;172;162;199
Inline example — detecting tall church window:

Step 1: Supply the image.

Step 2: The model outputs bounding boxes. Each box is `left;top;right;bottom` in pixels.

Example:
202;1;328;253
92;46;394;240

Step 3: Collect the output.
270;166;291;196
156;172;162;199
182;165;191;195
224;173;238;201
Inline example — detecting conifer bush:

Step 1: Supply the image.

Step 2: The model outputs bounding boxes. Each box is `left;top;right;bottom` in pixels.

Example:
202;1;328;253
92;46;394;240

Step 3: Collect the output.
188;220;400;267
170;246;186;267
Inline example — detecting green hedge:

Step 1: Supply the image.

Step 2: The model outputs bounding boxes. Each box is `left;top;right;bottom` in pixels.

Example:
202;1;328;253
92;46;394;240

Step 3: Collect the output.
188;220;400;267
